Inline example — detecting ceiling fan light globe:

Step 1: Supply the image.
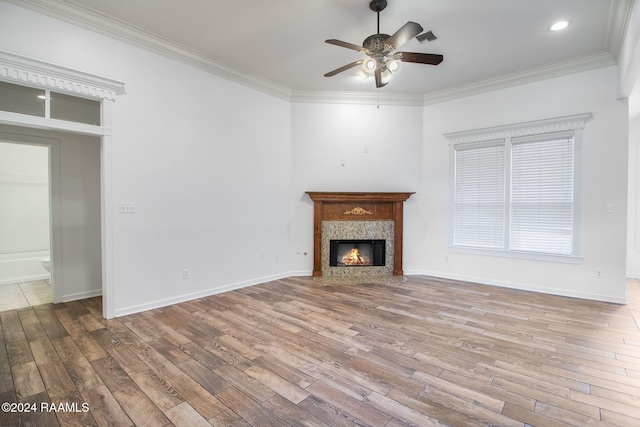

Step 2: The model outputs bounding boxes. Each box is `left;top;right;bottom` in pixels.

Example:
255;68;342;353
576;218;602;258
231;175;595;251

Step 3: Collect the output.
381;68;393;85
357;70;371;81
363;58;377;71
387;58;401;74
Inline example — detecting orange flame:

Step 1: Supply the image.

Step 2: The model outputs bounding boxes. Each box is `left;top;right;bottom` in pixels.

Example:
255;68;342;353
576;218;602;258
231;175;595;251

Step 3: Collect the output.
341;248;371;265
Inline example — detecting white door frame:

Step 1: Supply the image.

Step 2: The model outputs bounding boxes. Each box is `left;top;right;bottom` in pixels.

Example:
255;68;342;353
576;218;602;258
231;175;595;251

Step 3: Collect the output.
0;51;125;318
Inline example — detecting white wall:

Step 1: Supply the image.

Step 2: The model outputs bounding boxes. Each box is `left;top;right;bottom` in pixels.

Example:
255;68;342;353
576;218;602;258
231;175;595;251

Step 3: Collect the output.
107;48;292;317
415;66;628;302
57;130;102;301
0;141;50;285
289;103;424;273
628;116;640;277
0;1;293;316
623;0;640;278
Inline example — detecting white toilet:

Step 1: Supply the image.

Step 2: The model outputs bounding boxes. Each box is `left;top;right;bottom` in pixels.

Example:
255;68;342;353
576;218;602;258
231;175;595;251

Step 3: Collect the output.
41;257;51;272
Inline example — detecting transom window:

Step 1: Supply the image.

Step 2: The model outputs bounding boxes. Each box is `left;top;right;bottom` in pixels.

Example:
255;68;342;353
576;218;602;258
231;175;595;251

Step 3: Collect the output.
445;113;591;261
0;81;101;126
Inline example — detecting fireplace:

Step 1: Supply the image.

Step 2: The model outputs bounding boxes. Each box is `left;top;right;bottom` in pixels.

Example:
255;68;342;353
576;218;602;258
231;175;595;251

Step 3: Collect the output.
330;239;386;267
306;192;414;277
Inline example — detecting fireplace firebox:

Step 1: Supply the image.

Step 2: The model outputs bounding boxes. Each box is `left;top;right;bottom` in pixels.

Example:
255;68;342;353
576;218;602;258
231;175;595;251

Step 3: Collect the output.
330;239;385;267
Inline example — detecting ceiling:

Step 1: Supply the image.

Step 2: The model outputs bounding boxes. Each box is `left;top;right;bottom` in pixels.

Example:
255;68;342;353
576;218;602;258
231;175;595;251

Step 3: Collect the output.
10;0;636;105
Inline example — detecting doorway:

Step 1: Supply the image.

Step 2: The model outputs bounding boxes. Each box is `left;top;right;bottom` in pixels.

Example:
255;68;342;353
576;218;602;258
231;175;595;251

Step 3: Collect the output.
0;125;102;308
0;141;52;311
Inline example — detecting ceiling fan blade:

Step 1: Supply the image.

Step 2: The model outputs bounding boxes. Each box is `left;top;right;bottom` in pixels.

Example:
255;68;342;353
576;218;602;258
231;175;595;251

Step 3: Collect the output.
398;52;444;65
325;39;364;52
324;60;364;77
384;21;423;51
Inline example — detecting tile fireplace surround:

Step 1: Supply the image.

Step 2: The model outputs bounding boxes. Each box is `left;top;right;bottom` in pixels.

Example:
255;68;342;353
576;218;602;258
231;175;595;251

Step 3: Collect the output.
306;192;414;277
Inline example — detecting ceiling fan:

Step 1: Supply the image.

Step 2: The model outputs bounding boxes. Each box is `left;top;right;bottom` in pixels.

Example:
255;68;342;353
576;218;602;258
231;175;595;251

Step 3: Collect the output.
324;0;443;88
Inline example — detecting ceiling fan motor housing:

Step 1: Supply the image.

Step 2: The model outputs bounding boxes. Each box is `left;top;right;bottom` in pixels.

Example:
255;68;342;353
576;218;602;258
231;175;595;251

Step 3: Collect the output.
363;34;394;56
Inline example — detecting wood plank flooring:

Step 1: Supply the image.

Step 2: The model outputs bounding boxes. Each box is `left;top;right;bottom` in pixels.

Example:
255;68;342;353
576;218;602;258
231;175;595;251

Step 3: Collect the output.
1;275;639;426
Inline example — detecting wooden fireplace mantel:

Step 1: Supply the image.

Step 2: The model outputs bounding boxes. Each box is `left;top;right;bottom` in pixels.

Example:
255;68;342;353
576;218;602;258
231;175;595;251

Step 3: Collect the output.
306;192;414;276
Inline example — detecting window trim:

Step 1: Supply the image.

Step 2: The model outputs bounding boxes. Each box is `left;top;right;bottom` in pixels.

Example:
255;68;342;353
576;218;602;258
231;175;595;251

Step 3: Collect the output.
444;113;591;263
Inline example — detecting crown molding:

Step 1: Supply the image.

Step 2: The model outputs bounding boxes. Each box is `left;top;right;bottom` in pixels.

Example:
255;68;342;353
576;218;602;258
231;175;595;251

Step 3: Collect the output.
6;0;293;102
0;50;125;100
290;90;423;106
4;0;629;107
295;52;616;106
422;52;616;106
606;0;635;59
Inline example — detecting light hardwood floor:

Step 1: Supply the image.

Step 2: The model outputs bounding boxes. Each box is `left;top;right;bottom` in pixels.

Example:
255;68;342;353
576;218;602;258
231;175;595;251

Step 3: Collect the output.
1;275;639;426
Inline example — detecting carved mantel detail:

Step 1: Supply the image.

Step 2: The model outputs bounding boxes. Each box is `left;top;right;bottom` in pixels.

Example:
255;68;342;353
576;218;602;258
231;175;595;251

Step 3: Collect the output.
306;192;414;277
343;207;373;216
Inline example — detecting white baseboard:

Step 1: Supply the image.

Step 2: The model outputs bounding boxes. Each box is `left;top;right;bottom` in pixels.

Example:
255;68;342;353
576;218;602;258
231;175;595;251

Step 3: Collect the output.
62;288;102;303
404;269;627;305
113;267;628;318
114;271;311;317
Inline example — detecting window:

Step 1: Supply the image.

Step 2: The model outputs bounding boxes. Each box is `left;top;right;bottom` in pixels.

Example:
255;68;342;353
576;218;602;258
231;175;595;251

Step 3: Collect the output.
445;113;591;261
0;81;45;117
0;81;101;126
50;91;101;125
454;141;505;250
510;133;574;255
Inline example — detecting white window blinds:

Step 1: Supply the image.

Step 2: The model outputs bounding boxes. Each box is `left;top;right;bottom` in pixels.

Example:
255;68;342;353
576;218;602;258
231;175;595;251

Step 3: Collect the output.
454;142;505;249
451;129;580;257
446;113;589;260
510;134;574;255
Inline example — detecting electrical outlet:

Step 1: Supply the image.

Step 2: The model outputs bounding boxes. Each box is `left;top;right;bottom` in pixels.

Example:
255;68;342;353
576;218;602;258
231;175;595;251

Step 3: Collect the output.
183;269;190;279
595;269;603;278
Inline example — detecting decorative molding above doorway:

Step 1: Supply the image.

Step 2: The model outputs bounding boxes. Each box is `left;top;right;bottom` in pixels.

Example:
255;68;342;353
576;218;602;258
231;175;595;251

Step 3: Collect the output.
0;51;125;100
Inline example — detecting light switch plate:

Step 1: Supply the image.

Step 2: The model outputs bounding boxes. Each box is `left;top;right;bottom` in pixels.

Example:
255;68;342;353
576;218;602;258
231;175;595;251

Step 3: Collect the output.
119;202;136;213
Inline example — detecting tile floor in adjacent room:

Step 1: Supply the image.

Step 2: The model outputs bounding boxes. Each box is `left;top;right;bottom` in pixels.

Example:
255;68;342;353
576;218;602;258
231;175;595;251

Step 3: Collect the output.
0;280;51;312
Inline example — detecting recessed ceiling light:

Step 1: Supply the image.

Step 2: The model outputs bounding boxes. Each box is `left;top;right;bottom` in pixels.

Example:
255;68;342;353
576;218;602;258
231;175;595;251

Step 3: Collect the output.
549;20;570;32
